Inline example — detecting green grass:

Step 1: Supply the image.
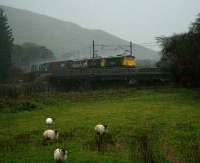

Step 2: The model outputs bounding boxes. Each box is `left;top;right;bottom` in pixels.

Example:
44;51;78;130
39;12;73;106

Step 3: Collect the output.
0;87;200;162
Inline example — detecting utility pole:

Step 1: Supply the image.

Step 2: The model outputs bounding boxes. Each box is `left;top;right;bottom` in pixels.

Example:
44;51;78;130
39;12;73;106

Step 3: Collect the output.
130;41;133;56
92;40;95;58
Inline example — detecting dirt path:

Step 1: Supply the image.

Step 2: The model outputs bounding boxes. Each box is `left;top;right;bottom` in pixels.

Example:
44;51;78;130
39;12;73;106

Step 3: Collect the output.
163;130;180;163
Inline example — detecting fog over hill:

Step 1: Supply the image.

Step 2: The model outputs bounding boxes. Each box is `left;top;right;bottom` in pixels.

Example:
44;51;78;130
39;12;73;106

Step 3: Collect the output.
1;5;160;61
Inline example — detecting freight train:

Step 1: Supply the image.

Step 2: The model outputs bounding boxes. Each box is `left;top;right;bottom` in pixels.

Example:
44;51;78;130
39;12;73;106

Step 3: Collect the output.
31;55;137;73
31;55;171;88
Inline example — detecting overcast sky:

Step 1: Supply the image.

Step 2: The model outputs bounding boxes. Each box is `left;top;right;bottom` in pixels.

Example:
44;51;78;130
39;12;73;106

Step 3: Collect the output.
1;0;200;50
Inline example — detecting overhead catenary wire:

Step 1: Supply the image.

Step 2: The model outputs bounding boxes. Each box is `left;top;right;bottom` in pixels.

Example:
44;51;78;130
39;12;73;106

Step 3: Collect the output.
90;40;160;58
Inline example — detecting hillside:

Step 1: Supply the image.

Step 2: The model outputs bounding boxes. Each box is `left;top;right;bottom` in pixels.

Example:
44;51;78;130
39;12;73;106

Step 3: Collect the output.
1;5;160;61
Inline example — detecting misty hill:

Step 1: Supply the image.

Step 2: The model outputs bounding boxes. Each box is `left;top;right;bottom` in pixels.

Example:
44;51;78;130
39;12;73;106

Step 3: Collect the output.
1;5;160;61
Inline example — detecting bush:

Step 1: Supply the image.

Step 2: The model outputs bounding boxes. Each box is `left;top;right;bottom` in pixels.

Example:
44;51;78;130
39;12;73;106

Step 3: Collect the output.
0;100;41;113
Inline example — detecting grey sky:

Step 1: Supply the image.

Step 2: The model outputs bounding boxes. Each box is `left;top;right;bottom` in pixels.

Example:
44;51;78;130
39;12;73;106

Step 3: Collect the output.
1;0;200;50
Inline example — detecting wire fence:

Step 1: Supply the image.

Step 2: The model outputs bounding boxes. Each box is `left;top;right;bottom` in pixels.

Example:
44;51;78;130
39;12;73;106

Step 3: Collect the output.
0;83;54;98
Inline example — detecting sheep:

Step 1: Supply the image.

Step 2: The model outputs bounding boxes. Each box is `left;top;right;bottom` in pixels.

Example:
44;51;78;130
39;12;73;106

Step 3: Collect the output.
43;129;59;144
94;124;107;135
94;124;108;151
46;117;55;126
54;148;68;162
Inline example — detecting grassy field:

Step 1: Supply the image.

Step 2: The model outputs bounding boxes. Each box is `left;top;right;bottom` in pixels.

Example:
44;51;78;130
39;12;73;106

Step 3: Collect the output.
0;87;200;163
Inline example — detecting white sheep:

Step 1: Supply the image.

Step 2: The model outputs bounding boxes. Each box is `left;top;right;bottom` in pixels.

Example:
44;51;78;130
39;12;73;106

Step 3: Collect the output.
54;148;68;162
94;124;108;151
46;117;55;126
94;124;108;135
43;129;59;144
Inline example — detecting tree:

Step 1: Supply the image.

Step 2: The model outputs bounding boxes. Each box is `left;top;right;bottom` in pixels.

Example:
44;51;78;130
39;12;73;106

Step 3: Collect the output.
190;13;200;34
12;43;55;72
0;8;13;82
157;13;200;85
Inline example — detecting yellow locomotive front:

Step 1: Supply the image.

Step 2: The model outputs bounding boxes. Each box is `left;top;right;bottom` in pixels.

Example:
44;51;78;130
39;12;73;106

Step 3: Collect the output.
122;56;136;67
100;55;136;68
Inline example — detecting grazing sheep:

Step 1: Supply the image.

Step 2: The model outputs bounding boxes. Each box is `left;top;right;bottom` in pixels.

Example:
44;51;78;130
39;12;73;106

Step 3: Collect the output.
54;148;68;162
94;124;108;151
43;129;59;144
94;124;107;135
46;117;55;126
